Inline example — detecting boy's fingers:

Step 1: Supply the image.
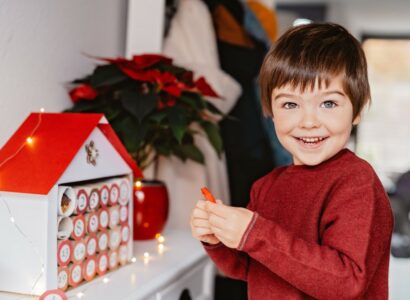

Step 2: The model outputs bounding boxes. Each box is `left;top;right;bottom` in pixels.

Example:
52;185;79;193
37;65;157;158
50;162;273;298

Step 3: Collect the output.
210;225;225;238
195;227;213;236
196;200;207;210
192;207;209;219
216;199;223;204
206;201;231;218
192;218;211;228
200;234;219;244
208;213;226;229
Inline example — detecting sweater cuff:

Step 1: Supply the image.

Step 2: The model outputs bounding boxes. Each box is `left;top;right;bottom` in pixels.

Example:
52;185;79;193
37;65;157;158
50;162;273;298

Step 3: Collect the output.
201;241;224;249
237;212;258;251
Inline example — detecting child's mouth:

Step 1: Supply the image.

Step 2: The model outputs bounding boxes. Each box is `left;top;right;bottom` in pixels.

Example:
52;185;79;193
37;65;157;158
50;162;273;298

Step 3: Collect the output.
296;136;328;148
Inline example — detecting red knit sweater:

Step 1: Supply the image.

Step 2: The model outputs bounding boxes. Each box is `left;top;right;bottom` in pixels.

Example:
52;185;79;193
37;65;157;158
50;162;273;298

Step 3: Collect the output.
204;149;393;299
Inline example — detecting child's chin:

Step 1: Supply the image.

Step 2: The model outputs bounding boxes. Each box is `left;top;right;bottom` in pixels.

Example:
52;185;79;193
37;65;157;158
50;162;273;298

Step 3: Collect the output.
297;156;325;166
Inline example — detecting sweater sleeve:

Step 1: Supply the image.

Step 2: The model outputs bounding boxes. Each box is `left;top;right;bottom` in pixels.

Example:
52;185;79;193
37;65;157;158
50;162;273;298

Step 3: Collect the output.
238;165;394;299
202;241;250;281
202;177;264;281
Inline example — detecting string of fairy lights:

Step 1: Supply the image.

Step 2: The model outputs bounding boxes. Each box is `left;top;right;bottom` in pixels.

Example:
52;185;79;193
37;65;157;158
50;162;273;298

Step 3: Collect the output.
0;110;45;298
0;110;168;299
68;232;166;300
0;108;43;170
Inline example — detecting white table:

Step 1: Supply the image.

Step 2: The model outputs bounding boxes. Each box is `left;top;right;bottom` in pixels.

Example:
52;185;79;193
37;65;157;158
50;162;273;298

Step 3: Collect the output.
0;229;214;300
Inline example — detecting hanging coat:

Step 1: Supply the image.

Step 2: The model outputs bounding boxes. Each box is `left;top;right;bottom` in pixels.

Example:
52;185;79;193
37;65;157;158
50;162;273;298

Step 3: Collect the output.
156;0;242;229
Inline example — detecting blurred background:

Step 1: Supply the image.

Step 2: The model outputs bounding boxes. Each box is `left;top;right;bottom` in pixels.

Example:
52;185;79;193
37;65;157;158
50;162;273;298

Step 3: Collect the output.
0;0;409;299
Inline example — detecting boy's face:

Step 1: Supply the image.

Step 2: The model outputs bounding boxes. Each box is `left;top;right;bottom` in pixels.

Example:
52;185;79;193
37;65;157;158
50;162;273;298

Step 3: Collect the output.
271;73;360;166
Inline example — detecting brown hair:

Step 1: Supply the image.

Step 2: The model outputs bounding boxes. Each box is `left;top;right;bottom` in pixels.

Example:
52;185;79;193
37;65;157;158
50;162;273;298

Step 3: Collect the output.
259;23;370;119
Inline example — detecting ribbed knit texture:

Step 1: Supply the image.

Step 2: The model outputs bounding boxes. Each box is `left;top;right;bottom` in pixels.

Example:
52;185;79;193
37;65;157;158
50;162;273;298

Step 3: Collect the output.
204;149;393;299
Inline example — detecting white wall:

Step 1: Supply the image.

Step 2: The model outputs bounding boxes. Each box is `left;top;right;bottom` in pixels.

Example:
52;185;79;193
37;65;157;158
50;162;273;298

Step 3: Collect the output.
126;0;165;57
0;0;128;147
326;0;410;38
276;0;410;39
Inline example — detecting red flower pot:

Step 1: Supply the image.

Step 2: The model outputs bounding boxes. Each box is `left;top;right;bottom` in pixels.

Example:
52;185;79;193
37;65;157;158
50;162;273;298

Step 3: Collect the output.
133;179;169;240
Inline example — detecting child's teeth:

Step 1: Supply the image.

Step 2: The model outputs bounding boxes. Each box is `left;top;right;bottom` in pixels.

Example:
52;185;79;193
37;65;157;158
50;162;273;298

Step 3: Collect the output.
300;137;324;143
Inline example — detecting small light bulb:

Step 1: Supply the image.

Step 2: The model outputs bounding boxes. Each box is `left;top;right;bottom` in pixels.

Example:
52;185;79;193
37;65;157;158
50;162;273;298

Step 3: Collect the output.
77;292;85;299
131;257;137;263
158;243;165;254
26;137;33;144
157;235;165;243
41;267;45;273
143;252;150;265
135;180;142;189
103;277;110;284
40;108;45;113
10;217;15;223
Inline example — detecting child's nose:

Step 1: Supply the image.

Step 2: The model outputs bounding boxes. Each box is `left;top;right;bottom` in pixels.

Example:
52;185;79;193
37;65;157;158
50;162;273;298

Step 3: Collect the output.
300;109;320;128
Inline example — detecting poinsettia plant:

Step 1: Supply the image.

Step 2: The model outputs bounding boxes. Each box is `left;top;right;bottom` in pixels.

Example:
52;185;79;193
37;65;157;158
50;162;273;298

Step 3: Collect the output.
66;54;224;170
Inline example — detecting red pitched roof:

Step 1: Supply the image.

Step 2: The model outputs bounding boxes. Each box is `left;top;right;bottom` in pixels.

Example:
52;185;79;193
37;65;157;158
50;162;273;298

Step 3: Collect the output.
0;113;142;195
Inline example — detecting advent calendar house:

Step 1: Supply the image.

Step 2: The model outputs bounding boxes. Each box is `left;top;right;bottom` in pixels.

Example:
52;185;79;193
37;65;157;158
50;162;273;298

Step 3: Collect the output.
0;112;142;295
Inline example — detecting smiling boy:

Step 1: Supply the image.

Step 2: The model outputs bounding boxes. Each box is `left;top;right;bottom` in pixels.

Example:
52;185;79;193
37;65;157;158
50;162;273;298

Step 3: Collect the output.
191;23;393;299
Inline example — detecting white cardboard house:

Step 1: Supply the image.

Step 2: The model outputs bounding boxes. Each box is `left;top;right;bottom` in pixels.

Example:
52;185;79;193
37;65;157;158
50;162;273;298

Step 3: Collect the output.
0;112;142;295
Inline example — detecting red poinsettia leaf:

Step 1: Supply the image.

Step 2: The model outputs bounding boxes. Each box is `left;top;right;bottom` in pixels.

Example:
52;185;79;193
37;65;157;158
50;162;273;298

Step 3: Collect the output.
157;101;166;110
157;95;178;109
144;70;163;82
194;77;220;98
119;67;161;83
158;72;177;85
166;98;177;107
162;85;182;97
181;71;194;86
69;84;98;103
132;54;173;69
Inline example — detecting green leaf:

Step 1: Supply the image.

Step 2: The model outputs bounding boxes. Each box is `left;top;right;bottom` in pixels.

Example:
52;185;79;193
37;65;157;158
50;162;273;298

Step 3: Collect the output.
168;106;188;143
120;90;156;122
156;145;172;156
103;105;121;121
159;64;186;76
65;99;105;112
111;117;149;153
90;64;127;87
71;76;91;84
205;101;224;116
172;144;204;164
179;95;200;111
200;121;223;157
182;92;206;110
149;110;167;123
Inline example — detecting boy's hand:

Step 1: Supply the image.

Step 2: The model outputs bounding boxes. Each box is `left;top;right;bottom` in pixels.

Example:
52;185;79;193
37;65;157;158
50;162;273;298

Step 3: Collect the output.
190;200;220;245
207;201;254;249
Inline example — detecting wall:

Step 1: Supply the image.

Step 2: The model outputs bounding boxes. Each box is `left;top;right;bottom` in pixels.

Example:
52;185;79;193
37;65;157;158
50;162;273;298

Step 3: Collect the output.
326;0;410;38
0;0;128;147
126;0;164;57
276;0;410;38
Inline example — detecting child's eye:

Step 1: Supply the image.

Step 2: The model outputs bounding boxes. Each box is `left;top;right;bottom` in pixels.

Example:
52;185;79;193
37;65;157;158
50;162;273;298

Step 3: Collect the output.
283;102;298;109
321;100;337;109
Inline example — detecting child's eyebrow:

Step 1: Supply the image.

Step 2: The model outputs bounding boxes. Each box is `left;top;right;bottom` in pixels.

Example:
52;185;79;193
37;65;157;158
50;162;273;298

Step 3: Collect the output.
273;90;346;101
273;93;301;101
321;90;346;97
